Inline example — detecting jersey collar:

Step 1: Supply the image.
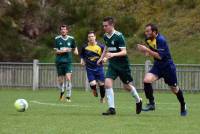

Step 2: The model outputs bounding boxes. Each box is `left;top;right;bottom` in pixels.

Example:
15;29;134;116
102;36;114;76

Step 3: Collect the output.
61;35;69;40
105;29;116;39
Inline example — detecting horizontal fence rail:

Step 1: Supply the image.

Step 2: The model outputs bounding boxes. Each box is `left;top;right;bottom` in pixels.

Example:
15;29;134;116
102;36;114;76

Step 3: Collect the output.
0;60;200;92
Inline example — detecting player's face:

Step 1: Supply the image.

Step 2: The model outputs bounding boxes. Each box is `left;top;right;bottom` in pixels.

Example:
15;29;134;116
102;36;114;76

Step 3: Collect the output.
145;26;154;39
88;33;96;44
60;27;68;36
103;21;113;33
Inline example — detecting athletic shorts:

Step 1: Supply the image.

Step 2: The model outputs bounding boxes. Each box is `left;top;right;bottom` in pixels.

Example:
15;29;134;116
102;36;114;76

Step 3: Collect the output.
86;67;105;82
106;64;133;84
56;62;72;76
149;62;177;87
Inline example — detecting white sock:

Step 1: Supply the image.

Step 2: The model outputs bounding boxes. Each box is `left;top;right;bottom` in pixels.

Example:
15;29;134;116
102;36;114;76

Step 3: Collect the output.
66;81;72;97
106;88;115;108
130;85;140;103
58;83;65;92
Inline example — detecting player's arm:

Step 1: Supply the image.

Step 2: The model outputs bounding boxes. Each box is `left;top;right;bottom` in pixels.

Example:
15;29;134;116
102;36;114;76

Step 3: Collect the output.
71;38;78;55
106;48;127;59
73;47;79;55
137;44;161;60
97;45;107;65
106;34;127;59
80;46;85;65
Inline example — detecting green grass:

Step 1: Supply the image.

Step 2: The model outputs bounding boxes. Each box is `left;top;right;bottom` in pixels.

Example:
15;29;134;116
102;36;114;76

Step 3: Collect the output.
0;88;199;134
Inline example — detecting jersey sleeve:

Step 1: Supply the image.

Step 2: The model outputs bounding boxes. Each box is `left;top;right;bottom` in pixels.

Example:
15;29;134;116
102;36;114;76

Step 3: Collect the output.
118;34;126;48
71;38;76;48
80;45;85;59
157;39;167;59
54;38;59;50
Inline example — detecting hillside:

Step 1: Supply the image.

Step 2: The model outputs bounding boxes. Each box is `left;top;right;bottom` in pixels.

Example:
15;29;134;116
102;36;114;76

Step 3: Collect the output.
0;0;200;63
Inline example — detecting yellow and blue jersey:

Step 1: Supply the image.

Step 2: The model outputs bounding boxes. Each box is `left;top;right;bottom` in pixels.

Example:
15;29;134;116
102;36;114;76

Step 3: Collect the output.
80;42;105;70
145;34;173;66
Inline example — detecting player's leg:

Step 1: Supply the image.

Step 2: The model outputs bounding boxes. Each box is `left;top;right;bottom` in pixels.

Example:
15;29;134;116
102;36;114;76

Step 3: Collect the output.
164;64;187;116
102;78;116;115
65;63;73;102
102;66;117;115
119;69;142;114
97;81;105;103
56;63;65;101
170;86;187;116
142;72;158;111
96;67;105;102
89;80;98;97
86;69;98;97
58;76;65;100
65;73;72;102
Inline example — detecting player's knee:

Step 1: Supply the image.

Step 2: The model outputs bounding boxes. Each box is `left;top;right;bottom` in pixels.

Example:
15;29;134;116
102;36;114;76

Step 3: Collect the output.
143;77;152;83
123;84;131;91
105;79;112;89
170;86;178;94
90;80;96;86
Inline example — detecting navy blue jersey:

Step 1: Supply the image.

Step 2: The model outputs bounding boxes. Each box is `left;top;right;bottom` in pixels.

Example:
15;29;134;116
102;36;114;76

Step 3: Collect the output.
80;42;105;70
146;34;173;67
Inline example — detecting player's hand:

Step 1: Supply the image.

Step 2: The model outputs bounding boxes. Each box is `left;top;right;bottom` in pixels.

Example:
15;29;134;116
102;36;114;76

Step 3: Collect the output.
80;59;85;66
106;52;115;59
137;44;149;53
102;57;108;63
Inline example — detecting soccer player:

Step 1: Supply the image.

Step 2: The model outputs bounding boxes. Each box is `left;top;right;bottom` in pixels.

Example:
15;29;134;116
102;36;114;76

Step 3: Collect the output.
54;24;78;102
102;16;142;115
137;23;187;116
80;31;105;103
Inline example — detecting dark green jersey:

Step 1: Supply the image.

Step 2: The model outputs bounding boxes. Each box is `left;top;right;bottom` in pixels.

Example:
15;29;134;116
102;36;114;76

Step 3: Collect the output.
103;30;129;66
54;35;76;63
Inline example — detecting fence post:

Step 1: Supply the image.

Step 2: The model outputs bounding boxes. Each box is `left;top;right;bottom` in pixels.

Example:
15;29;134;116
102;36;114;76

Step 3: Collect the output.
33;59;39;91
145;60;151;73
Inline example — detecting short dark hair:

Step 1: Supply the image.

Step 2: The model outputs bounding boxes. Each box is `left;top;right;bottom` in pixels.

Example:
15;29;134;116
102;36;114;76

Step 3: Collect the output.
103;16;115;25
145;23;158;33
60;24;68;30
87;31;96;36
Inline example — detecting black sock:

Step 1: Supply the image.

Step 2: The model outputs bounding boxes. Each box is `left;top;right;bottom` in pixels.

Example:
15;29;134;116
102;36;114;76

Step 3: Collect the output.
144;83;155;105
60;91;64;98
99;85;105;98
176;89;185;106
90;85;97;91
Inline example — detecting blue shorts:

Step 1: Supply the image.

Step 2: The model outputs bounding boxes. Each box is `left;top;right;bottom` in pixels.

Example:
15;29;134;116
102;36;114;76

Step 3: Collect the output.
149;62;177;87
86;67;105;82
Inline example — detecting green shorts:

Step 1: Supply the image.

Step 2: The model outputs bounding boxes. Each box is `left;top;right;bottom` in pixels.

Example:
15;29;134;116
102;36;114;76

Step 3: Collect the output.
56;62;72;76
106;64;133;84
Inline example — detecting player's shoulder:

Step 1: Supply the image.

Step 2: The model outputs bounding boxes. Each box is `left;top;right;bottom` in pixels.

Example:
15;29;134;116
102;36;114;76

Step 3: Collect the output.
156;34;166;43
114;30;123;36
55;35;62;40
68;35;75;39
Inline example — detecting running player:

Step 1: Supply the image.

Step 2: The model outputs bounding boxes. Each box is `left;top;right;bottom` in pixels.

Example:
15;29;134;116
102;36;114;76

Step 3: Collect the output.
54;24;78;102
137;23;187;116
80;31;106;103
102;16;142;115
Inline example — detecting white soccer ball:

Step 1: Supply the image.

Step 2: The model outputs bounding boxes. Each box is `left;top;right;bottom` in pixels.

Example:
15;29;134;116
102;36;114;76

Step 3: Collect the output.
14;99;29;112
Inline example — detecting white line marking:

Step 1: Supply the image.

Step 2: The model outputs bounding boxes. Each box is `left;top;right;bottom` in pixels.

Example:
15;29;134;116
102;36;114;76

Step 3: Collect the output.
30;100;93;108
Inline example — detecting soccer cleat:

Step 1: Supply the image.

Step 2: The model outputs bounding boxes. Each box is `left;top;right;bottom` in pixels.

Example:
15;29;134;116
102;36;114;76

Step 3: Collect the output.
142;103;155;111
136;99;142;114
92;89;98;97
100;98;106;103
102;108;116;115
66;97;71;102
59;92;65;101
180;104;187;116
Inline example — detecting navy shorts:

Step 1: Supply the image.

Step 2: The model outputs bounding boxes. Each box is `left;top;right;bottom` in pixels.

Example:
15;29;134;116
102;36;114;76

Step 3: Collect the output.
149;62;178;87
86;67;105;83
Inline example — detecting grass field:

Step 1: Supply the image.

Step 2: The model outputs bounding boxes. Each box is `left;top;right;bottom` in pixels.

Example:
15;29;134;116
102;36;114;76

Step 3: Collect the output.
0;88;200;134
